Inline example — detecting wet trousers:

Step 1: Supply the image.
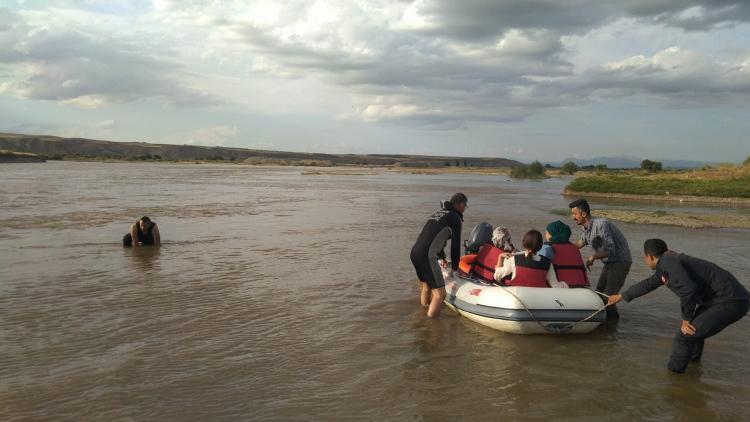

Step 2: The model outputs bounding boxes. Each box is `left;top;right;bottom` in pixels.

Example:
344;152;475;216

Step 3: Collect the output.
596;261;631;319
668;299;749;373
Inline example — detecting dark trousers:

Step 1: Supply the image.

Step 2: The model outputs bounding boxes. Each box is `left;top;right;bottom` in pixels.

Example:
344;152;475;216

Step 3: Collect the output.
596;261;631;319
668;300;749;373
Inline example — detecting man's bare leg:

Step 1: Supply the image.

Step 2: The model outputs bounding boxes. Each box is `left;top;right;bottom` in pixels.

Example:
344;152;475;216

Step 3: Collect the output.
419;282;431;307
427;287;446;318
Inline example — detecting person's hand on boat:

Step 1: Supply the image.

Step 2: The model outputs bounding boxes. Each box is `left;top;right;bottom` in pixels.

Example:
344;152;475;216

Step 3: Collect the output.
680;320;696;336
585;255;595;270
606;294;622;306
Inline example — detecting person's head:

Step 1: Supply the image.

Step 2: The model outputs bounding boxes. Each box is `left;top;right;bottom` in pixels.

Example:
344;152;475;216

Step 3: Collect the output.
643;238;668;269
568;198;591;226
139;216;152;230
545;220;572;243
450;192;468;214
522;229;543;254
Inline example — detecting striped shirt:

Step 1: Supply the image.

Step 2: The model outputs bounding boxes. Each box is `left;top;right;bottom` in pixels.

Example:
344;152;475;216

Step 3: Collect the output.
580;217;632;263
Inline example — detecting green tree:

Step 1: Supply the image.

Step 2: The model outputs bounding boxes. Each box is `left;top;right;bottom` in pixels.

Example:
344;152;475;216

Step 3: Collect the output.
641;159;663;172
511;161;546;179
528;160;545;176
594;164;608;173
561;161;579;175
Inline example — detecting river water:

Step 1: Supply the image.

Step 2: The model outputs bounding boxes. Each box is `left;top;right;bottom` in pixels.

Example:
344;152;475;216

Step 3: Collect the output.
1;161;749;421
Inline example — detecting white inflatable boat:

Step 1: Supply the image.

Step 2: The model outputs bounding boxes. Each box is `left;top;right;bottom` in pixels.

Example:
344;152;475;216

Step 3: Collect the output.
443;270;606;334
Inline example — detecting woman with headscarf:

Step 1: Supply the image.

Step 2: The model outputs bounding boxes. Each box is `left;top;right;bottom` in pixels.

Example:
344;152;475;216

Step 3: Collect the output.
544;220;589;287
493;229;569;288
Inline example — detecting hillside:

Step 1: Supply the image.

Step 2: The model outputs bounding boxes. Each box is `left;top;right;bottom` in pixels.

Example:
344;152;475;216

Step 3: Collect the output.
0;133;521;168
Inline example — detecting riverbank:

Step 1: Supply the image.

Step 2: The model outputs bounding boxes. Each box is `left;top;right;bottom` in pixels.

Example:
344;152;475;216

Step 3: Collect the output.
565;165;750;203
0;150;46;163
563;190;750;205
592;209;750;229
551;208;750;229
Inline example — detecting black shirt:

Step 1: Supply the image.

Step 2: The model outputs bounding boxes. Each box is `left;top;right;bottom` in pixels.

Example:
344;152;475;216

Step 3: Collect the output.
411;201;463;270
622;252;750;320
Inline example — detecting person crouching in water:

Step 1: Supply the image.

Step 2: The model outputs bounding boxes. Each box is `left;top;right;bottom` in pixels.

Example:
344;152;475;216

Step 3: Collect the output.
410;193;467;318
123;216;161;247
493;229;568;288
607;239;749;373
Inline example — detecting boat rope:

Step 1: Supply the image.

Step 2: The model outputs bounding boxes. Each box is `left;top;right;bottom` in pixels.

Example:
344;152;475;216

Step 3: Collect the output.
499;286;609;334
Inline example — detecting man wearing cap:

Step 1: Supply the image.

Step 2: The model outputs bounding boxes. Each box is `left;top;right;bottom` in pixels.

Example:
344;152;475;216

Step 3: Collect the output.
569;198;631;319
608;239;749;373
410;193;467;318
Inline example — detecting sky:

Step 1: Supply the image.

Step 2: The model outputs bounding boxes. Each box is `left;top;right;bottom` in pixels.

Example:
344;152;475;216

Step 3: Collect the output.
1;0;749;163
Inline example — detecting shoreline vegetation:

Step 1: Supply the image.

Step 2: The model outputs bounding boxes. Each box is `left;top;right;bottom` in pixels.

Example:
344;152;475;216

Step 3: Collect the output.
565;163;750;203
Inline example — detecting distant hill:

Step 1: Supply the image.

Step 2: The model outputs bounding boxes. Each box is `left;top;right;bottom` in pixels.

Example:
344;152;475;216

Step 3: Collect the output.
553;155;718;169
0;133;521;168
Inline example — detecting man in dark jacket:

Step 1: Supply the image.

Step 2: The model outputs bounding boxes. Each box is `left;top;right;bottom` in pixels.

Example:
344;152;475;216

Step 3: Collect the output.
410;193;467;318
608;239;749;373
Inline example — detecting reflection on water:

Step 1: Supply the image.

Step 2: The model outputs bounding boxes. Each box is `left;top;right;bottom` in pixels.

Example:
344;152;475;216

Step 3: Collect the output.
125;246;162;272
0;162;749;420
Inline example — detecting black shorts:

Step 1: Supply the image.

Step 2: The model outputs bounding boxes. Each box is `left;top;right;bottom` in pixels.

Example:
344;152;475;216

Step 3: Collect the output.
410;249;445;289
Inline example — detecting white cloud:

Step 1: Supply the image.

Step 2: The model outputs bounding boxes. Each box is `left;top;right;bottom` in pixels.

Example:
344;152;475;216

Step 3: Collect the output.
62;95;107;108
176;125;240;147
2;1;750;162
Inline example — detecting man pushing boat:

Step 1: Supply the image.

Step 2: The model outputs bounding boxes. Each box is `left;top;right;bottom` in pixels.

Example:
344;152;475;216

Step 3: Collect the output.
607;239;749;373
410;193;467;318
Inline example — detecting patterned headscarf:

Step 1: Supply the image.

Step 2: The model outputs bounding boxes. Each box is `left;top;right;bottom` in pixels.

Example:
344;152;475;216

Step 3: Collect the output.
492;227;515;252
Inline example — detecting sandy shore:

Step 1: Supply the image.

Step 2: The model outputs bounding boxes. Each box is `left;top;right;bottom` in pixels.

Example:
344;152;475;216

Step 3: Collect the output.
565;190;750;206
592;209;750;229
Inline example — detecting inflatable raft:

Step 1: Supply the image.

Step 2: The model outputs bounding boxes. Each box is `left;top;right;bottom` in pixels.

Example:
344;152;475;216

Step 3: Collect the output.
442;269;606;334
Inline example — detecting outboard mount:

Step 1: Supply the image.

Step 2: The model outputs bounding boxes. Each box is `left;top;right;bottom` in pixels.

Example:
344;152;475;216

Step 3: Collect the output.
464;222;493;254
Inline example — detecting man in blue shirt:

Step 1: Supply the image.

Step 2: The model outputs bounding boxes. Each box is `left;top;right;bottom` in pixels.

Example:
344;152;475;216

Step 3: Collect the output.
569;198;631;319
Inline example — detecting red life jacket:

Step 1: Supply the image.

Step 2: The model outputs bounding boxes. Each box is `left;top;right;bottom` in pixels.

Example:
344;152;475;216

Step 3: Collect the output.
550;243;589;287
471;244;503;282
506;254;551;288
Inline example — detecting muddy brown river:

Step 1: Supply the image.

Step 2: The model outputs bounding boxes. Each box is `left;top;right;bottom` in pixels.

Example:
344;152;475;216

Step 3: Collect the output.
1;162;749;420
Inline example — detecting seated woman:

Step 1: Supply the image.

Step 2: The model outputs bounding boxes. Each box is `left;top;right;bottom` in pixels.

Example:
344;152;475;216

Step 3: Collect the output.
468;227;516;282
123;216;161;247
493;229;568;288
544;220;589;287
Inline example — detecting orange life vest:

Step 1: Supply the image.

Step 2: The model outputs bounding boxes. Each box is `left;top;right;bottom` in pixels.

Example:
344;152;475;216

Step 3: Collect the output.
506;254;551;288
458;254;477;275
550;243;589;287
471;244;503;282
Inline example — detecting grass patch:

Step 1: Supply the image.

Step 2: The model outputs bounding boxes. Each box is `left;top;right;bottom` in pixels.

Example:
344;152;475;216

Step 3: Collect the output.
566;166;750;198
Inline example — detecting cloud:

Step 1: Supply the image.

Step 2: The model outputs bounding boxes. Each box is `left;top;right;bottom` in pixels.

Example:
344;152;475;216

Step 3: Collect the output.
0;7;223;108
96;119;117;129
174;125;240;147
563;47;750;106
159;0;748;126
2;1;750;132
